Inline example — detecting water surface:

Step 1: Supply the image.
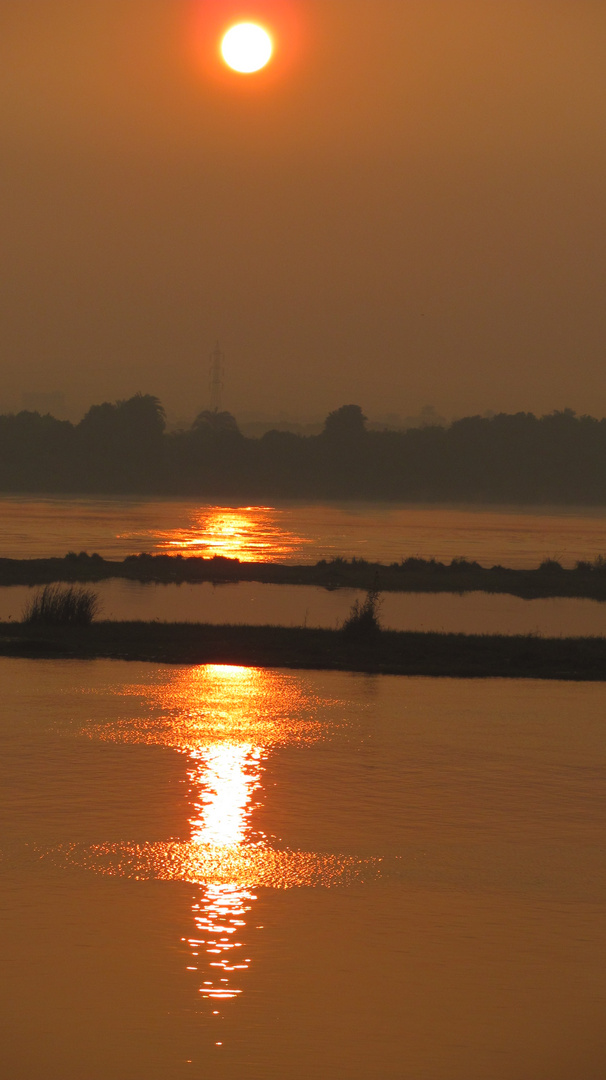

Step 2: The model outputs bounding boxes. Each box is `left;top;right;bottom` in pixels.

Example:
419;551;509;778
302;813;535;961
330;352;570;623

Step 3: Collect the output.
1;659;605;1079
3;494;606;565
3;579;606;637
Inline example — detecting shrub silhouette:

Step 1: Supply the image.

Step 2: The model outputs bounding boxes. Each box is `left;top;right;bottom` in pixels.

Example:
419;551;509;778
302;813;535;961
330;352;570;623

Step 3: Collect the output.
538;559;564;572
323;404;368;440
341;588;382;641
23;585;100;626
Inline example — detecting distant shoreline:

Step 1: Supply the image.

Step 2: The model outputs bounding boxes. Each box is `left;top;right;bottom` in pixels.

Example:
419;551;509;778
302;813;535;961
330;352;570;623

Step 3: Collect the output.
3;553;606;601
2;622;606;681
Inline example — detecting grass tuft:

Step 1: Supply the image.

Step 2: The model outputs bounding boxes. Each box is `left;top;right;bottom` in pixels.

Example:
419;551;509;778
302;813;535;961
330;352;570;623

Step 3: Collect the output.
341;587;382;641
22;584;100;626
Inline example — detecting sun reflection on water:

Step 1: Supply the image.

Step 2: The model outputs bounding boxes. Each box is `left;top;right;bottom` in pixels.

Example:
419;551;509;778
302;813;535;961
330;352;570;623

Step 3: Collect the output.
98;663;331;752
190;884;256;1000
185;720;266;1002
127;506;311;562
189;742;265;848
59;664;378;1012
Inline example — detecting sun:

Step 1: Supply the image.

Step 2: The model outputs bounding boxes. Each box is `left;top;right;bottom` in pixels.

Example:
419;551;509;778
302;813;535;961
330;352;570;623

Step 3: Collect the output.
221;22;273;74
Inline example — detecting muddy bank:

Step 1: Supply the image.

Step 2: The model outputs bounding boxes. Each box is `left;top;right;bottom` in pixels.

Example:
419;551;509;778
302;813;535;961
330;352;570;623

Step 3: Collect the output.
2;621;606;680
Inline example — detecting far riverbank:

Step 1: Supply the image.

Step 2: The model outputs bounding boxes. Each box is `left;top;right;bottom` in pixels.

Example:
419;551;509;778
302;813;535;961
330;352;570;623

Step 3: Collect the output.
4;553;606;601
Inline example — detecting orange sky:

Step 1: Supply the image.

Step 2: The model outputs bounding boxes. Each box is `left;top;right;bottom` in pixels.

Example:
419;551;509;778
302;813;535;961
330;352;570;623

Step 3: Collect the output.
1;0;605;422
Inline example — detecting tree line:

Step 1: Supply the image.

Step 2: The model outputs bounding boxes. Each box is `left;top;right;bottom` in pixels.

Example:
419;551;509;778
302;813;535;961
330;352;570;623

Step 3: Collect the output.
2;395;606;503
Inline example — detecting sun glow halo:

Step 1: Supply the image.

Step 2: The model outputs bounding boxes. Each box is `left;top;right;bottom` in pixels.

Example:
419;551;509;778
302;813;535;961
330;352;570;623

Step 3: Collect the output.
221;22;273;74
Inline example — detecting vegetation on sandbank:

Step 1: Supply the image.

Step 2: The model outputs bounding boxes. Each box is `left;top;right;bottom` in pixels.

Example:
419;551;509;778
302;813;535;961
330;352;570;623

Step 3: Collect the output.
2;620;606;682
22;584;100;626
4;551;606;601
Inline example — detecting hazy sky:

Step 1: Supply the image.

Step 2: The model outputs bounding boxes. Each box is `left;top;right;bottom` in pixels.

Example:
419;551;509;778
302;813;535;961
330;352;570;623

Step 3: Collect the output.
1;0;606;422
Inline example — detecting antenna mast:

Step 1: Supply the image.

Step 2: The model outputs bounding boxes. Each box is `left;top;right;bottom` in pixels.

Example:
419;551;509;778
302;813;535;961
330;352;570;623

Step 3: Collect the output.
209;342;225;412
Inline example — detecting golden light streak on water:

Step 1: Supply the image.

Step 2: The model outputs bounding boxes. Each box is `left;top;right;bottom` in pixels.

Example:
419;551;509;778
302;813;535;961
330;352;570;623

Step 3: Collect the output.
69;663;363;1010
140;506;311;562
186;726;265;1001
91;663;337;751
50;841;380;889
189;743;265;847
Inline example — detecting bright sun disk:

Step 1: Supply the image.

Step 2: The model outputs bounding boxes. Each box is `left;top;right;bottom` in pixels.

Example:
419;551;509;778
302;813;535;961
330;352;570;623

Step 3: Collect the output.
221;23;273;74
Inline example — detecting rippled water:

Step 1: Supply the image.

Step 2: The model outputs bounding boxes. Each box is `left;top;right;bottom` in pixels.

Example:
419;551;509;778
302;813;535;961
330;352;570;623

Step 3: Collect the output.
3;494;606;565
1;659;605;1079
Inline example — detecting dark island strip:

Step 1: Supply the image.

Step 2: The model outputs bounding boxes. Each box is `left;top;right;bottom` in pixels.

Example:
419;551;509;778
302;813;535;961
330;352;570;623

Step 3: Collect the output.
4;552;606;601
2;621;606;681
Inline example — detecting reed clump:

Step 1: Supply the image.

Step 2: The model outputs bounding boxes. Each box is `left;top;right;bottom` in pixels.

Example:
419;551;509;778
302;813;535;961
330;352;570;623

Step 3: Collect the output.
341;587;382;641
22;584;100;626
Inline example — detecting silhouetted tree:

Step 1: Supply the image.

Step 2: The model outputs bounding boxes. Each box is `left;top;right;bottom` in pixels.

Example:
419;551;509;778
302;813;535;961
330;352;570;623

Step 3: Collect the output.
79;393;165;441
322;404;367;440
0;411;75;490
3;396;606;502
192;410;240;435
118;393;166;438
77;393;165;490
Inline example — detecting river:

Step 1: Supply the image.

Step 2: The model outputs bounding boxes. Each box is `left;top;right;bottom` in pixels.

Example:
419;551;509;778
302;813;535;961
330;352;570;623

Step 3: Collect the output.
3;579;606;637
2;494;606;565
4;495;606;635
1;658;604;1079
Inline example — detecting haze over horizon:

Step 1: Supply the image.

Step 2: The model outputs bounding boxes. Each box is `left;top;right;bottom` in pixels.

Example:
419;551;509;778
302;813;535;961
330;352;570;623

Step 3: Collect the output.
1;0;605;422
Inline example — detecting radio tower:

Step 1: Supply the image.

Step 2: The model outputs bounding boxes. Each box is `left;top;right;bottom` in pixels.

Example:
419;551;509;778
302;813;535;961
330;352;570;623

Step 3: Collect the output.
209;342;225;412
